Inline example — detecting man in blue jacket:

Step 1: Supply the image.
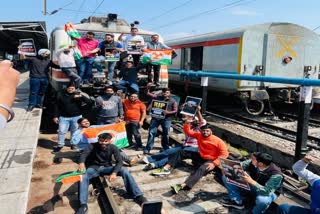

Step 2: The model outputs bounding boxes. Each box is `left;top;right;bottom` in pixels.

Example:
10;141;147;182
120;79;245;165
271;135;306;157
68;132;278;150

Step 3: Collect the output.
277;155;320;214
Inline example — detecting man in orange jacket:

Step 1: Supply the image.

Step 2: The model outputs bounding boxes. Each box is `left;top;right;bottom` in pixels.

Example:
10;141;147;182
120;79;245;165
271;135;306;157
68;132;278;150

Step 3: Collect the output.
153;118;229;193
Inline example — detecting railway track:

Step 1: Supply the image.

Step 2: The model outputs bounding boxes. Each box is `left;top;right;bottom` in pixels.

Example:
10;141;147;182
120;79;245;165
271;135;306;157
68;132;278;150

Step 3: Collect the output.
92;116;313;214
205;110;320;150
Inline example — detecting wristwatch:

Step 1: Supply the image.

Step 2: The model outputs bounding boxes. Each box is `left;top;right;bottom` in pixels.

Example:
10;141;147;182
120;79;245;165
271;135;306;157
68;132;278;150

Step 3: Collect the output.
0;104;15;122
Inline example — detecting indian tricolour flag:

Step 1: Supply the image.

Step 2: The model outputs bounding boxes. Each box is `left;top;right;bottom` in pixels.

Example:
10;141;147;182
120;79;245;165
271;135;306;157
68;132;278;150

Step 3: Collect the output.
83;122;129;149
64;23;81;39
142;49;173;66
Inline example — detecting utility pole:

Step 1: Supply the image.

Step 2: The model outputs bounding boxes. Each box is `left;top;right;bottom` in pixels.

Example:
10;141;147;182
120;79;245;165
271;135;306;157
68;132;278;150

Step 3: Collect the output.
43;0;47;15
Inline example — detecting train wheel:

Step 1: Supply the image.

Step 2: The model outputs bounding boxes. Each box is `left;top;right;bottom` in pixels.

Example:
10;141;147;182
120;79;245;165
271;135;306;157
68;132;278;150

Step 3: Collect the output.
244;100;265;115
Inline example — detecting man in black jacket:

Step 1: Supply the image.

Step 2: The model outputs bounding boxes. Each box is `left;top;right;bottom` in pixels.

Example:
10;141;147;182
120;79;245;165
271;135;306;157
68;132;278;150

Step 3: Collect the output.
76;133;146;214
22;49;60;112
52;83;93;153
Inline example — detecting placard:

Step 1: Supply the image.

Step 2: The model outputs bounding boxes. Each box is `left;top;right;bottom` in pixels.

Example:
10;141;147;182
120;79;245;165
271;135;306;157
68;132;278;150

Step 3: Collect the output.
180;96;202;117
299;86;312;103
150;100;168;119
127;40;142;55
18;38;36;56
220;158;250;190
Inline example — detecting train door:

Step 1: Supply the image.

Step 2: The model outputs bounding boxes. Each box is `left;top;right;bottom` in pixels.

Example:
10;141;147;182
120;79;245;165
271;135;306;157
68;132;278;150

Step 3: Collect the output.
264;33;305;88
181;48;190;70
190;46;203;71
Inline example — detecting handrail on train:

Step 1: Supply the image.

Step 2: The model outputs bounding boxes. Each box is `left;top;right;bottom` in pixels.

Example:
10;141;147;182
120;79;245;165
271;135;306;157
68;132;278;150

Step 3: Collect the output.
168;69;320;86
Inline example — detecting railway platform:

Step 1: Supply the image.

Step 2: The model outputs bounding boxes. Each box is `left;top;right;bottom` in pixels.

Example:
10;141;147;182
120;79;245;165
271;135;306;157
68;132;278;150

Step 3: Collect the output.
0;72;42;214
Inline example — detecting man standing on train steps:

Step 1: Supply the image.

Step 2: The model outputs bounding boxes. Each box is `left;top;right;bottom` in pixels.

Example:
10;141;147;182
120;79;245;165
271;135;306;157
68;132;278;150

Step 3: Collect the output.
94;33;123;83
144;34;171;86
118;28;145;66
144;87;178;154
74;31;99;83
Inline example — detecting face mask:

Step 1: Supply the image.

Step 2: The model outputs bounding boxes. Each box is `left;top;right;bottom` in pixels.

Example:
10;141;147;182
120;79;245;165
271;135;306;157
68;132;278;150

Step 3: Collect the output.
105;93;113;97
63;50;70;54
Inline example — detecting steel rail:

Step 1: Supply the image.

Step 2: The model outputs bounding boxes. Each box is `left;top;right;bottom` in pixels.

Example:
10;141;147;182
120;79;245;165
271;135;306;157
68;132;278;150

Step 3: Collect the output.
205;111;320;150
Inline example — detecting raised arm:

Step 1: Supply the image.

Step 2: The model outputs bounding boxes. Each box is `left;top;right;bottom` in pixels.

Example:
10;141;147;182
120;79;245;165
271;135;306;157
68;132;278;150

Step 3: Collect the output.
293;156;320;186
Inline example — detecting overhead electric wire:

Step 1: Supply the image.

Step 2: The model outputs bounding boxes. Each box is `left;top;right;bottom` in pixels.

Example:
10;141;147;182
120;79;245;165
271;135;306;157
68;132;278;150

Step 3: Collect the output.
312;25;320;31
61;8;105;15
89;0;105;17
74;0;87;20
151;0;257;30
143;0;194;24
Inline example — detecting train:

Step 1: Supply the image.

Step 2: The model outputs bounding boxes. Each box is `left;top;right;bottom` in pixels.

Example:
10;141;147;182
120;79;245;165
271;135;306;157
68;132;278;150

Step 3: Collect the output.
48;15;169;95
166;22;320;115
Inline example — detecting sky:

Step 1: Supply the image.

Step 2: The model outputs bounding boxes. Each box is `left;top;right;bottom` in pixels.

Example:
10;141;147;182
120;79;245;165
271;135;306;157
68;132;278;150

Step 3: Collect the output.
1;0;320;40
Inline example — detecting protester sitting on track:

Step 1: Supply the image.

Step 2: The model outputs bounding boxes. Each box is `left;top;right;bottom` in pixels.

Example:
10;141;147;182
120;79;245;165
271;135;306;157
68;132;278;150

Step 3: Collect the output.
144;87;178;155
277;155;320;214
95;85;124;125
152;122;229;194
221;152;283;214
52;83;93;153
71;117;140;166
21;49;60;112
76;133;147;214
0;60;20;128
54;44;81;88
117;60;145;94
122;93;146;150
142;106;205;171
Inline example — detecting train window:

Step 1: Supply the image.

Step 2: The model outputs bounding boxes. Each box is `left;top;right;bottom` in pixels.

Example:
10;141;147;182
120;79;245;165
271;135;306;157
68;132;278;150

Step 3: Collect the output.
190;46;203;71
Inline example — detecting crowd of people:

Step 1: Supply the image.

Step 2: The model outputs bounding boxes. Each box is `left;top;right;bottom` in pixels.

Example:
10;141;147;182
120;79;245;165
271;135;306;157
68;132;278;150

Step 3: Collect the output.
2;26;318;214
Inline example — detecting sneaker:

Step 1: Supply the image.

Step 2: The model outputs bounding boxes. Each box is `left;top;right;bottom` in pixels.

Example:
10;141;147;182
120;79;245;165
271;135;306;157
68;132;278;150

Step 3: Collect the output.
35;104;43;109
143;163;156;171
152;167;171;176
71;145;80;152
171;184;183;194
51;146;63;154
76;204;88;214
221;198;244;209
134;195;147;206
155;82;160;86
26;106;34;112
143;150;151;155
142;156;150;164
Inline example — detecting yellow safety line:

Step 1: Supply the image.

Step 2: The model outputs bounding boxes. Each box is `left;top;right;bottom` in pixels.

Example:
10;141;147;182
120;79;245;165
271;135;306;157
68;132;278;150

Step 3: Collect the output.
237;36;243;88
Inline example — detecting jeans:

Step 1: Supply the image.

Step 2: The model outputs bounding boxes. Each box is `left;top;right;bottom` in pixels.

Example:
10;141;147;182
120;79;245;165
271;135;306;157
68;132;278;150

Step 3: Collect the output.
145;118;171;152
277;204;310;214
61;67;81;88
79;166;143;205
222;175;277;214
76;57;94;81
146;64;161;83
58;115;82;147
29;77;48;107
168;149;212;189
148;144;183;168
125;122;143;148
117;80;139;94
94;56;116;80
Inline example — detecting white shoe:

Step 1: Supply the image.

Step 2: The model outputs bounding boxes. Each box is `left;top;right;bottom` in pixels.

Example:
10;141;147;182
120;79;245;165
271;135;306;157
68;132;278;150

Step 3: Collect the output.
142;156;149;164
